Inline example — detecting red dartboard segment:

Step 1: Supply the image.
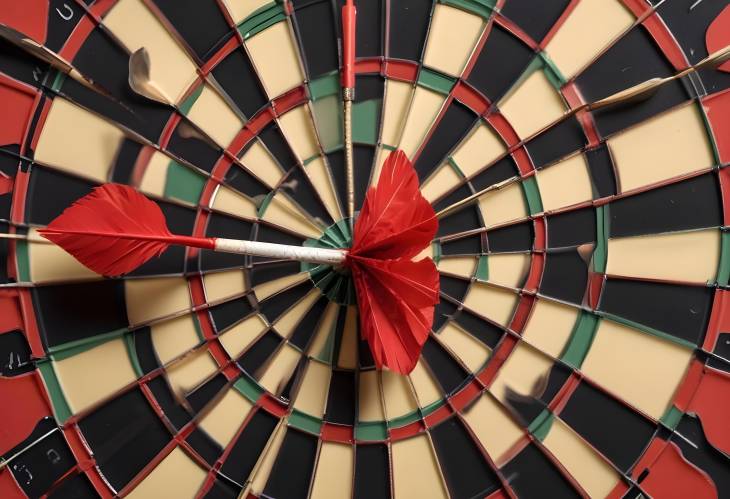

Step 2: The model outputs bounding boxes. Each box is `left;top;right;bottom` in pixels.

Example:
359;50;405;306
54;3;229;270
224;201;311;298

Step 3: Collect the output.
0;0;48;44
631;439;718;499
0;372;52;455
706;4;730;73
0;82;36;149
0;291;23;333
1;1;730;498
704;89;730;164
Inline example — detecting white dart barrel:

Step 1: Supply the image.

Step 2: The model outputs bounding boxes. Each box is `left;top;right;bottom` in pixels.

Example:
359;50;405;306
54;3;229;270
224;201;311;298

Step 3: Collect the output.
214;238;347;266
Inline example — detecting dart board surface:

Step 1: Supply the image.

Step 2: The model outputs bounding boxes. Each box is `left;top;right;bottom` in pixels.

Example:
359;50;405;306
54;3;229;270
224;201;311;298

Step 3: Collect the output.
2;0;730;498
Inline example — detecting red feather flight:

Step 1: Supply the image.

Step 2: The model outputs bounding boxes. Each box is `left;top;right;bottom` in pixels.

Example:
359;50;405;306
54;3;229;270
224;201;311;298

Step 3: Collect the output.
38;183;213;276
347;150;439;374
39;150;439;374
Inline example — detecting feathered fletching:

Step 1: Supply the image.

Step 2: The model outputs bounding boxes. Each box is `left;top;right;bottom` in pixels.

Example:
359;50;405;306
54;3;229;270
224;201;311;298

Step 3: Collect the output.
350;256;439;373
352;150;438;259
348;150;439;374
39;184;175;276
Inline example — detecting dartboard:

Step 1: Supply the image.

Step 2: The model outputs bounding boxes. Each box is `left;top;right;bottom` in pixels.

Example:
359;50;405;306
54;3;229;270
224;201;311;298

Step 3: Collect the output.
2;0;730;498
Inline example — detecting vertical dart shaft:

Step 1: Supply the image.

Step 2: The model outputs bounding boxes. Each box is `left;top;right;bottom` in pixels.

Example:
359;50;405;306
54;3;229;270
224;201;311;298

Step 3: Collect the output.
342;0;357;227
344;99;354;223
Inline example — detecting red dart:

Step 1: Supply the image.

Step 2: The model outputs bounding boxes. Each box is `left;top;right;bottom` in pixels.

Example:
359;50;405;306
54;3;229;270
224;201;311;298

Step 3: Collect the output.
37;183;346;276
346;150;440;374
39;182;205;276
39;150;439;374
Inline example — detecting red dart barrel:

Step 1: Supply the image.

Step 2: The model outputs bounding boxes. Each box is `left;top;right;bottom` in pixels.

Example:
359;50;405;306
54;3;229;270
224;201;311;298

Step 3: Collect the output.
341;0;356;92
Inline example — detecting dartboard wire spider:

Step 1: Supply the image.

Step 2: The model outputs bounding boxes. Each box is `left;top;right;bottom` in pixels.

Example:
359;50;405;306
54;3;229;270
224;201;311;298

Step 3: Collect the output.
0;34;334;237
434;44;730;219
3;47;730;256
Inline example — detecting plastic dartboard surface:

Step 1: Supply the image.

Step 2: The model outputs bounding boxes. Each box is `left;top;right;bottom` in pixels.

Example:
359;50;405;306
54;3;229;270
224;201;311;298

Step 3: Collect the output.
1;0;730;498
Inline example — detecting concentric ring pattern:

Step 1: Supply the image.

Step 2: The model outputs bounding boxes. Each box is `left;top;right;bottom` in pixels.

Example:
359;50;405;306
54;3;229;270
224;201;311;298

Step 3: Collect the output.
1;0;730;498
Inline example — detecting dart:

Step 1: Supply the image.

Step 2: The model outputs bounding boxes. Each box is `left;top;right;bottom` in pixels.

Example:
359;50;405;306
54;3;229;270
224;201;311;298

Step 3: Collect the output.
39;150;438;374
583;44;730;110
341;0;357;225
38;182;347;274
0;23;132;110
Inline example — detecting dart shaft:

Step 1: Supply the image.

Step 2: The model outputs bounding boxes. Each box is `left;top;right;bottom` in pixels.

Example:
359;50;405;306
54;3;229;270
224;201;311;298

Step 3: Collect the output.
342;0;356;226
344;100;355;221
40;230;347;266
215;238;346;265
